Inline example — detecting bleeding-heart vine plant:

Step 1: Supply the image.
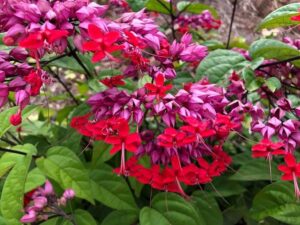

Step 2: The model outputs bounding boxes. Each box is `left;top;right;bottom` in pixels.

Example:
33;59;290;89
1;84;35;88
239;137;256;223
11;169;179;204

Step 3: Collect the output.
0;0;300;225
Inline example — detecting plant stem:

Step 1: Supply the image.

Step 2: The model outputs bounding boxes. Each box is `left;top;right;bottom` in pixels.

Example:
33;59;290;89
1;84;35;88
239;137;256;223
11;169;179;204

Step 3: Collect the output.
48;67;80;105
257;55;300;69
0;147;38;158
67;43;92;79
226;0;238;49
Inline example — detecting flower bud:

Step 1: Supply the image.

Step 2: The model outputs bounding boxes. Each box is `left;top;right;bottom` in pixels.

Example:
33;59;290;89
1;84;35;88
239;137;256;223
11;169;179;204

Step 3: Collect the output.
10;112;22;126
15;90;30;110
44;180;54;196
63;189;75;200
33;196;47;210
9;47;28;62
20;210;36;223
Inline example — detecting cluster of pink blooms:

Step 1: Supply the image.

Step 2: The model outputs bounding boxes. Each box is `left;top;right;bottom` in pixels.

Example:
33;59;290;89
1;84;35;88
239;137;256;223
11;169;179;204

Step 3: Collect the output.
21;181;75;223
175;10;221;34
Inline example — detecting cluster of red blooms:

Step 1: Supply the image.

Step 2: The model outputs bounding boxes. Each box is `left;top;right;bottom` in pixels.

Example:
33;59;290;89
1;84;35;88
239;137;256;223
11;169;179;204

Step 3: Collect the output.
71;110;235;195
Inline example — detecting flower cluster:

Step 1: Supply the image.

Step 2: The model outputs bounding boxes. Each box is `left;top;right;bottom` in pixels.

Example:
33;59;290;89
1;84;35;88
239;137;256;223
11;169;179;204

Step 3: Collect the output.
21;181;75;223
71;75;239;195
175;10;221;34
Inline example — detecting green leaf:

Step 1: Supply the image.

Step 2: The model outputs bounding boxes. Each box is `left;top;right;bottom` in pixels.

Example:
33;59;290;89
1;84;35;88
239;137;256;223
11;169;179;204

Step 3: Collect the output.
191;191;223;225
140;207;170;225
266;77;282;92
177;1;218;18
90;163;137;210
101;210;138;225
230;159;281;181
151;192;205;225
258;3;300;30
36;146;94;204
0;144;37;179
127;0;148;11
91;141;113;167
249;39;300;67
146;0;171;14
250;182;300;225
25;168;46;193
196;49;246;84
205;176;246;197
67;210;97;225
0;105;39;138
1;154;32;225
138;75;152;89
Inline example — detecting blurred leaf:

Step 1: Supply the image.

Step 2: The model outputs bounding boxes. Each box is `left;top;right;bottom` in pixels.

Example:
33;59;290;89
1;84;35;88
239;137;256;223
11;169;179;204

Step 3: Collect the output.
140;207;170;225
146;0;171;14
249;39;300;67
205;176;246;197
265;77;281;92
138;75;152;88
127;0;148;11
90;163;137;210
250;182;300;225
88;78;107;92
258;3;300;30
196;49;246;84
101;210;138;225
0;105;39;138
36;146;94;204
48;53;95;74
231;159;281;181
177;1;218;18
0;154;32;225
62;210;97;225
151;192;205;225
201;40;225;51
98;69;121;78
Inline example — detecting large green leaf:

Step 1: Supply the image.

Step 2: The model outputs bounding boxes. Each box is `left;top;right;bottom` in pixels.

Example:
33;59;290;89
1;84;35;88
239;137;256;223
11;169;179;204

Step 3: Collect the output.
265;77;282;92
191;191;223;225
36;146;94;203
90;163;137;210
151;193;205;225
24;168;46;193
0;105;39;138
196;49;246;83
249;39;300;67
250;182;300;225
101;210;138;225
258;3;300;29
140;207;170;225
0;144;37;179
230;159;281;181
1;154;32;225
177;1;218;18
146;0;171;14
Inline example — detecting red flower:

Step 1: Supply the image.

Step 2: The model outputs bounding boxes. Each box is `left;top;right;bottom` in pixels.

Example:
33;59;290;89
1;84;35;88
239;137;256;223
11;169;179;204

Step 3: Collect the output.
252;139;285;159
179;164;211;185
144;73;172;99
278;154;300;198
157;127;196;148
124;31;145;49
104;119;141;154
19;30;68;50
291;10;300;22
214;114;236;139
181;117;215;139
100;75;125;88
278;154;300;181
24;71;43;96
83;24;123;62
